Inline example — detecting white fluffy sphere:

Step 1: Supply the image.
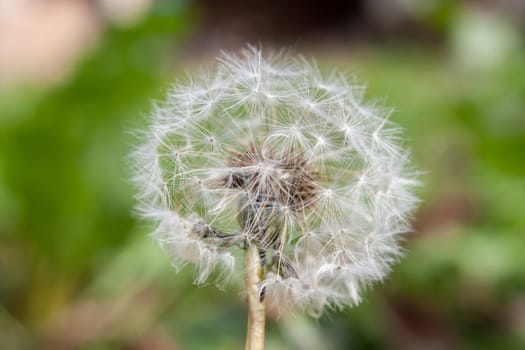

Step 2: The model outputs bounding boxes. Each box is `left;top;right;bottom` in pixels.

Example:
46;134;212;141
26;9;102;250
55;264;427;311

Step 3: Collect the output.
133;46;419;313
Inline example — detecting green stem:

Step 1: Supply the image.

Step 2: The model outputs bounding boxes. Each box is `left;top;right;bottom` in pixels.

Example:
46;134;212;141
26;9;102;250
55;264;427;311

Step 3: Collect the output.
244;244;265;350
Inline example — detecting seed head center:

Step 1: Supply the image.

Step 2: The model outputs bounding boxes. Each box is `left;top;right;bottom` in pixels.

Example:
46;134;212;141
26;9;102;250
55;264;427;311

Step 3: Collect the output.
219;143;319;214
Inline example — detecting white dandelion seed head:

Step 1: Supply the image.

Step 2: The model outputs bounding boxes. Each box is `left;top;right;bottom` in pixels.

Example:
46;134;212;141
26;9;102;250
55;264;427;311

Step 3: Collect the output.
132;46;420;314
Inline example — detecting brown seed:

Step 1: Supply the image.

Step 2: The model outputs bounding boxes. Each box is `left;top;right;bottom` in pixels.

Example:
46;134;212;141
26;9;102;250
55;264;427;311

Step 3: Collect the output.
218;143;320;215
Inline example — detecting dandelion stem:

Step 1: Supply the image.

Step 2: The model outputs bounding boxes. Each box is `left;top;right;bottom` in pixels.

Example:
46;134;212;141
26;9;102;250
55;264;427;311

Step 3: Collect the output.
244;243;265;350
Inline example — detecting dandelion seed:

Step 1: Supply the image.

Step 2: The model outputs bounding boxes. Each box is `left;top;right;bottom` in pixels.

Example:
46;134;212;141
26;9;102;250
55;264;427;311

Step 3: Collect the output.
132;46;420;348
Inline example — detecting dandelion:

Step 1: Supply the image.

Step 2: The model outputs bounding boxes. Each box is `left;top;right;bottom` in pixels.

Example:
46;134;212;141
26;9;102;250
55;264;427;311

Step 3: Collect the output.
132;46;419;349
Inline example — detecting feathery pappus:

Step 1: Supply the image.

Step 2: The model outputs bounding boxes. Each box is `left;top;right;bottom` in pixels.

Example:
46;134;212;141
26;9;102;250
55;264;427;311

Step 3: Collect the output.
132;46;420;314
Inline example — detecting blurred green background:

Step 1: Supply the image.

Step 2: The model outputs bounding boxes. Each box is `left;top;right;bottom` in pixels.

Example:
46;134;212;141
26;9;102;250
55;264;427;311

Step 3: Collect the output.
1;1;524;349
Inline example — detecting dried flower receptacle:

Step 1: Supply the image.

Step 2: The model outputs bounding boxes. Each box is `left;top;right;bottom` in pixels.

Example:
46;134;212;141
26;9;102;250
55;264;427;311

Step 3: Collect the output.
211;144;319;273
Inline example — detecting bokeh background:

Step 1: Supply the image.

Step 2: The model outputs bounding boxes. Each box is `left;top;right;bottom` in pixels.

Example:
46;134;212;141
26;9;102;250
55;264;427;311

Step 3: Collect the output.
1;0;525;349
